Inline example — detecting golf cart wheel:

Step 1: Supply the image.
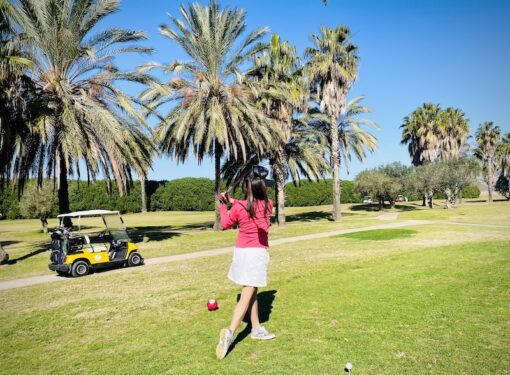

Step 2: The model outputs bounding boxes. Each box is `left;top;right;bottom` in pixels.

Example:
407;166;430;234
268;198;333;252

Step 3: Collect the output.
71;260;89;277
128;252;143;267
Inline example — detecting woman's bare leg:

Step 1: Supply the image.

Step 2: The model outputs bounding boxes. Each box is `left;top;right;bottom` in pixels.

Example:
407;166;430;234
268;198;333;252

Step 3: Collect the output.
229;286;256;332
249;288;260;329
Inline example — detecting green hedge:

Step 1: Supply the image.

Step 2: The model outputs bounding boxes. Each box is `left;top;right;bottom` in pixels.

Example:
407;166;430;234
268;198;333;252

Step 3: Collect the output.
285;180;361;206
1;178;362;217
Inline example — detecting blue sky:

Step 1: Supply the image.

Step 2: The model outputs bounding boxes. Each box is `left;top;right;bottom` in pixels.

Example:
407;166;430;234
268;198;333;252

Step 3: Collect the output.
103;0;510;181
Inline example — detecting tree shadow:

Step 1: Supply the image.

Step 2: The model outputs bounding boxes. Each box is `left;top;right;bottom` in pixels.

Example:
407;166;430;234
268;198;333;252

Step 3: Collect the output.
350;203;419;212
128;226;184;242
228;290;277;355
6;246;48;265
285;211;334;222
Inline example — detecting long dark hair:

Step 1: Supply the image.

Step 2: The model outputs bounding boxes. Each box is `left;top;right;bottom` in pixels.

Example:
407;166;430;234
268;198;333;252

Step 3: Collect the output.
244;177;269;218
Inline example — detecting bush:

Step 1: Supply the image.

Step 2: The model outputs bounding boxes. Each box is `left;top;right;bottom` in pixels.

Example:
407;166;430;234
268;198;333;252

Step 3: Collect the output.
284;180;361;207
151;178;217;211
461;184;481;199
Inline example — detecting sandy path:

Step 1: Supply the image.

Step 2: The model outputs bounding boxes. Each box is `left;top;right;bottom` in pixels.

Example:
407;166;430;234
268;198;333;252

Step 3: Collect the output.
0;220;434;291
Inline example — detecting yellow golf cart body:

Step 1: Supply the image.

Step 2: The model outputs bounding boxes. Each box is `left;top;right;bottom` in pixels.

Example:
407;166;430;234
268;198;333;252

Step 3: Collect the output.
48;210;143;277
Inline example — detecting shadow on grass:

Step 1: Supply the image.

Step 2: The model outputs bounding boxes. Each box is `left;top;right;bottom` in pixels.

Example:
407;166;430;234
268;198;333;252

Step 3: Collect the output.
6;246;48;265
466;199;509;203
350;203;420;212
284;210;356;223
128;226;185;242
228;290;277;355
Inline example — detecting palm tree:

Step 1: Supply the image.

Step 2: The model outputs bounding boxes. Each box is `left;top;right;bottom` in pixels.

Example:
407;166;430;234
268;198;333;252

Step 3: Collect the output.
475;122;501;202
142;1;281;230
305;26;359;220
7;0;155;213
437;107;470;160
497;133;510;188
311;96;378;176
221;114;329;214
400;103;442;166
242;34;326;226
0;0;35;188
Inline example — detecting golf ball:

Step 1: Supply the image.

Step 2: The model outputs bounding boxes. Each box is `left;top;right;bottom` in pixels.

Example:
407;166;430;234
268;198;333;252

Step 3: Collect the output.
345;362;353;370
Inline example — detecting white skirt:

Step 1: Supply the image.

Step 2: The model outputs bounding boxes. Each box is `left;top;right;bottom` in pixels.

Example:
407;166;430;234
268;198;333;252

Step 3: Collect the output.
228;247;270;287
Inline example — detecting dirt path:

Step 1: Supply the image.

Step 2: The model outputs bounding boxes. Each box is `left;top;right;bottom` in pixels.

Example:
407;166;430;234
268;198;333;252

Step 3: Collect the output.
0;220;434;291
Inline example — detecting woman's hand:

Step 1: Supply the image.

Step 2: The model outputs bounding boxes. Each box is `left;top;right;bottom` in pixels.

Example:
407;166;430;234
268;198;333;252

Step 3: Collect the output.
217;192;233;205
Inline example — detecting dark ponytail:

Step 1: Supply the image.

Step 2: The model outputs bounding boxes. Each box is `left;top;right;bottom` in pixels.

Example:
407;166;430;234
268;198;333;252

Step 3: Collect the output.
244;177;269;218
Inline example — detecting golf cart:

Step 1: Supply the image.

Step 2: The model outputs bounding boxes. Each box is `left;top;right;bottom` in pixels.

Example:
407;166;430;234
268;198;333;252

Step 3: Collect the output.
48;210;143;277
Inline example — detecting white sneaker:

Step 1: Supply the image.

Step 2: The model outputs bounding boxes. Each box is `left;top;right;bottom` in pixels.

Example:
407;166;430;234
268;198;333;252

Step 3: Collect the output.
250;325;276;340
216;328;233;359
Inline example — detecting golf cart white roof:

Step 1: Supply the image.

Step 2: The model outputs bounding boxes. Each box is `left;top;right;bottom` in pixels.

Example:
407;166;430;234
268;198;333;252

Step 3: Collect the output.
57;210;120;218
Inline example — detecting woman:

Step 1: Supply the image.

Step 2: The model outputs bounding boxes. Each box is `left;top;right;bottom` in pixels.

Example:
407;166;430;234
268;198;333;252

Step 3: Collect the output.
216;166;276;360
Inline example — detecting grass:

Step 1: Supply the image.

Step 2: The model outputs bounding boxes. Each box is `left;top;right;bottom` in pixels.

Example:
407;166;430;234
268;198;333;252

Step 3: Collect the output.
338;228;417;241
0;205;381;281
0;200;509;374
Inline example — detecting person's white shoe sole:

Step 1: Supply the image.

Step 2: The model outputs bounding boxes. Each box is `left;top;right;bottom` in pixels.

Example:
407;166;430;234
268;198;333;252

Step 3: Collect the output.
216;329;231;359
250;333;276;340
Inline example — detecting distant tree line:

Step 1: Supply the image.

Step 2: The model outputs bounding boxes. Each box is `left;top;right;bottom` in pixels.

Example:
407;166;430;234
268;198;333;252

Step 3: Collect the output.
0;178;365;222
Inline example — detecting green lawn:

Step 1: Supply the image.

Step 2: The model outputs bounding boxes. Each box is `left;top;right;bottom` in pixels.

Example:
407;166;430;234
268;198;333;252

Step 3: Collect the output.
0;200;509;374
0;205;381;281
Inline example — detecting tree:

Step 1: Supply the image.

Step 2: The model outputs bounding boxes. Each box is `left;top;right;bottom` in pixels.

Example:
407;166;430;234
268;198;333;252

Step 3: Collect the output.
143;1;281;230
437;107;470;161
311;96;378;174
19;183;57;232
241;34;327;226
405;163;442;208
495;174;509;200
436;158;479;208
7;0;155;214
355;170;401;210
497;133;510;185
0;0;37;188
400;103;442;167
475;122;501;202
305;26;359;220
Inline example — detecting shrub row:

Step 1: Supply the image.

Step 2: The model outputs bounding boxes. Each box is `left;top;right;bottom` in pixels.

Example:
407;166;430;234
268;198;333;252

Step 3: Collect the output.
1;178;364;218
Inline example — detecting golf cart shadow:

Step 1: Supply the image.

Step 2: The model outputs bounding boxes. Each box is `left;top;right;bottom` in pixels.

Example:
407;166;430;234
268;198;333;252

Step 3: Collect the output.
228;290;277;355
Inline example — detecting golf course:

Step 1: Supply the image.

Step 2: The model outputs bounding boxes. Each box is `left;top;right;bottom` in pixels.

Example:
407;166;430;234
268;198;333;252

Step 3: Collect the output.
1;199;509;374
2;0;510;373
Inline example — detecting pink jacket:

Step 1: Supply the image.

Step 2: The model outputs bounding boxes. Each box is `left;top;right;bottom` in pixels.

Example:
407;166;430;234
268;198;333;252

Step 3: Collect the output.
220;199;273;248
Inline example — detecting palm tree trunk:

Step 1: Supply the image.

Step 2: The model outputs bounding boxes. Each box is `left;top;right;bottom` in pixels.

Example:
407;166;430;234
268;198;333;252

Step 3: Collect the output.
140;175;147;213
58;153;70;214
213;141;222;231
274;150;286;226
330;114;341;221
487;163;494;203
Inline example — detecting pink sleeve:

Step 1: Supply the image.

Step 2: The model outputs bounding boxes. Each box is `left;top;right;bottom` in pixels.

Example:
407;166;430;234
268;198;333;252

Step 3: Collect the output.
220;202;239;230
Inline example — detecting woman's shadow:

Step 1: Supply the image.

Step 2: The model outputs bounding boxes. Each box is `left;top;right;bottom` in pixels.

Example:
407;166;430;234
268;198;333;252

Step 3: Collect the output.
228;290;277;354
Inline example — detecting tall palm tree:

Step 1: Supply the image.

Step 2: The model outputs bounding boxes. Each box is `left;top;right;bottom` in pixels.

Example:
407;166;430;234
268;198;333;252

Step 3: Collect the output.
243;34;325;226
305;26;359;220
475;122;501;202
7;0;155;213
311;95;378;176
0;0;36;188
497;133;510;187
142;1;281;230
221;114;329;211
400;103;442;166
437;107;470;160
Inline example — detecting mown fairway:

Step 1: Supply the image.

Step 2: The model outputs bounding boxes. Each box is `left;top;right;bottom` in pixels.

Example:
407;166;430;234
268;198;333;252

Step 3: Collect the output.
0;200;509;374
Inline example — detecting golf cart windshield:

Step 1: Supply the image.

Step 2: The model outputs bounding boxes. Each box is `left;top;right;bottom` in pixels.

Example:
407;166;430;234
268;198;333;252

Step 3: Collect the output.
103;214;129;241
